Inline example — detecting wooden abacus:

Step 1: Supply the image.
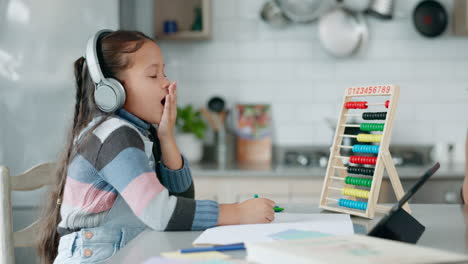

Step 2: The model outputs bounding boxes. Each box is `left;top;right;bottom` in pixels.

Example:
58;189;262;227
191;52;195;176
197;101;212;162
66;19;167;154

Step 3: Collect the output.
319;85;410;219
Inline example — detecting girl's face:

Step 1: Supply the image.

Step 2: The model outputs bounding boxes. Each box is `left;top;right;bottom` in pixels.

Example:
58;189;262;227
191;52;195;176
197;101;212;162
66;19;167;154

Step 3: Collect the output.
119;40;170;124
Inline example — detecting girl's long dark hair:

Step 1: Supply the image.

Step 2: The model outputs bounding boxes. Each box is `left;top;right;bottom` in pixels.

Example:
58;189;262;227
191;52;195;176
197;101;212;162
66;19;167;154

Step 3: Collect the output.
36;30;152;264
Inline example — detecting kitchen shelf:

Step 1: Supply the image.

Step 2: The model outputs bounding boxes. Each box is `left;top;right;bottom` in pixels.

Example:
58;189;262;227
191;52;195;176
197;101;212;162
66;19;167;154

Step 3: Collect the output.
154;0;212;41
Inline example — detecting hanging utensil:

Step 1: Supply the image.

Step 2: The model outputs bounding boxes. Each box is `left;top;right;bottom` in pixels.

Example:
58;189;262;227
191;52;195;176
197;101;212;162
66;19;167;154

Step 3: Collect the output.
342;0;372;12
208;96;225;113
318;7;369;57
413;0;448;38
260;0;291;27
275;0;337;23
207;96;227;167
367;0;395;19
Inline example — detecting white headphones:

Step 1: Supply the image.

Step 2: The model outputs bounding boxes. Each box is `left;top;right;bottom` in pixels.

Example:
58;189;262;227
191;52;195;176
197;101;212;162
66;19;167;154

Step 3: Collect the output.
85;29;126;112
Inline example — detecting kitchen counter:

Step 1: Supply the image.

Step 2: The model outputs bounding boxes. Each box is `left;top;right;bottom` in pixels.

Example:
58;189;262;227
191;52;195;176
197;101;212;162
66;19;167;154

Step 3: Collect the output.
191;161;465;179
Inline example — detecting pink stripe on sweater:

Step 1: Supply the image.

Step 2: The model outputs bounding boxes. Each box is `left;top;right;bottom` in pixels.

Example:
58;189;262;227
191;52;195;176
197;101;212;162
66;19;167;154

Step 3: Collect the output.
120;171;165;216
62;177;117;213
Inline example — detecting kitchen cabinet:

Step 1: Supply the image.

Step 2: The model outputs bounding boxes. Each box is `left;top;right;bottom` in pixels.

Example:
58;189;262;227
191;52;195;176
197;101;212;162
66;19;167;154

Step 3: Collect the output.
289;179;323;204
193;177;223;201
154;0;212;40
231;178;290;204
194;176;323;204
380;178;464;204
194;175;465;205
192;162;466;205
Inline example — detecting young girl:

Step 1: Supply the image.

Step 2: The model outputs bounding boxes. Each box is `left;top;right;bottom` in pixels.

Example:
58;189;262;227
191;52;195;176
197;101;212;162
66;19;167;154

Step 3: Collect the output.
37;30;276;264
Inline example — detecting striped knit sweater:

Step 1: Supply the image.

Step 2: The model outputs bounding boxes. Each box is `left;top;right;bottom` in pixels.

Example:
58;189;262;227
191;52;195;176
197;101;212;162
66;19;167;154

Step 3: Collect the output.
57;109;219;235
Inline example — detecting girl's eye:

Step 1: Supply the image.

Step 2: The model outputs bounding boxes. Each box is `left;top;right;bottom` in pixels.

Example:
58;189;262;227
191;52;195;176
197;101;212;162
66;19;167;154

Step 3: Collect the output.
150;75;157;79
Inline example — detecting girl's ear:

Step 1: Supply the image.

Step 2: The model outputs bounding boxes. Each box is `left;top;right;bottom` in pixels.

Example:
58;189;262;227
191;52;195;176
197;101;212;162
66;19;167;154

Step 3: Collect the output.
117;78;127;90
115;71;128;89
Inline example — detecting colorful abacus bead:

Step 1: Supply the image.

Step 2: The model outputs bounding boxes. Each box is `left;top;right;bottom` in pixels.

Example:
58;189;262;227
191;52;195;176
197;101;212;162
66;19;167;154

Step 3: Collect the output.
362;112;387;120
352;145;380;154
349;156;377;165
345;101;368;109
342;187;370;199
338;199;367;210
360;123;384;132
345;176;372;187
345;101;390;109
347;166;375;176
356;134;382;143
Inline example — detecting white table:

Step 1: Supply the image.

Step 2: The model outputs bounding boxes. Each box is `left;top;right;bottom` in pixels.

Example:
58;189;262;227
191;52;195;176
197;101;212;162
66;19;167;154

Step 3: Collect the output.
106;204;468;263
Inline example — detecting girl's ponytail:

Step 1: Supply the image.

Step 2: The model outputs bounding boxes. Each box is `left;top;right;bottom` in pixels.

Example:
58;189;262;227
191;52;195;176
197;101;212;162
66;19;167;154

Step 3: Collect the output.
36;56;89;264
73;57;85;121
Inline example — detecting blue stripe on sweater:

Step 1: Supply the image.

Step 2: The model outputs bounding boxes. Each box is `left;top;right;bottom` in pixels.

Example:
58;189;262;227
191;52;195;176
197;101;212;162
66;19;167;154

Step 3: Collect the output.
191;200;219;231
99;147;154;191
68;154;98;184
67;155;118;193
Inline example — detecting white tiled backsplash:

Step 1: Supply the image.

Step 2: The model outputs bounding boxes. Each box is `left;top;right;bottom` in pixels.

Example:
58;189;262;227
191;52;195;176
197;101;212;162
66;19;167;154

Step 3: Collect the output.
154;0;468;156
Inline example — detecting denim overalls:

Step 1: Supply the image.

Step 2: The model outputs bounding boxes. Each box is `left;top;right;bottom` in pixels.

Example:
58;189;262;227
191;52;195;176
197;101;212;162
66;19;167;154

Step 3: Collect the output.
54;136;156;264
53;194;147;263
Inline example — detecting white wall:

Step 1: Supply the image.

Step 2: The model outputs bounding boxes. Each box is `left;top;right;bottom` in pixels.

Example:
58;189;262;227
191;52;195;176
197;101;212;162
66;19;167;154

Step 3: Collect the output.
0;0;119;204
156;0;468;160
0;1;119;262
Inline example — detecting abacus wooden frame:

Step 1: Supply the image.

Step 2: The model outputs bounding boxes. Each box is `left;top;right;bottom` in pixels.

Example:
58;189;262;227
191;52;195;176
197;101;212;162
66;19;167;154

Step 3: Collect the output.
319;85;410;219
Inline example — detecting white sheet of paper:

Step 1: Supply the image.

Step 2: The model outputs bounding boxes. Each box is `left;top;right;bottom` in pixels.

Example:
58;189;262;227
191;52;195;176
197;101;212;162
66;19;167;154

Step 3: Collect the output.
193;213;354;246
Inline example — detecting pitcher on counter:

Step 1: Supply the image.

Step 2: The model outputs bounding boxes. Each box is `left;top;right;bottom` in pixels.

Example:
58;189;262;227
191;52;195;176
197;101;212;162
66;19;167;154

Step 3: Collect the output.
36;30;277;264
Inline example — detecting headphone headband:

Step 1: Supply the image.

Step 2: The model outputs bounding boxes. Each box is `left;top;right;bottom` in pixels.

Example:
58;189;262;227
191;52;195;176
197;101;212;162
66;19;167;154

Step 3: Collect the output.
85;29;113;85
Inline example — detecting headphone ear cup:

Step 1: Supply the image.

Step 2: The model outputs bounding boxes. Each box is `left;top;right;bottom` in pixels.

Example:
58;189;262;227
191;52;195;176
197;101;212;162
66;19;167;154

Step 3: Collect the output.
107;78;126;109
94;78;126;113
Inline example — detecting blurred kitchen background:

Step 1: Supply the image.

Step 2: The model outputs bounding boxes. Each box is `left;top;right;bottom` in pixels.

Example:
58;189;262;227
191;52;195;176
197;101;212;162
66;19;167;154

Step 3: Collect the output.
1;0;468;262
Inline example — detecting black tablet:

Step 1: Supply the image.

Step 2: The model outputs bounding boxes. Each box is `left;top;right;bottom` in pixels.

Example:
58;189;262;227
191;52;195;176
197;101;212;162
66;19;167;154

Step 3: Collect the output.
368;162;440;243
